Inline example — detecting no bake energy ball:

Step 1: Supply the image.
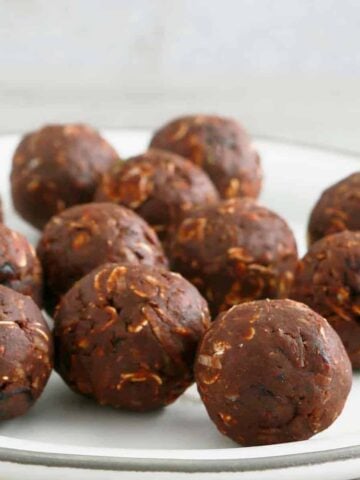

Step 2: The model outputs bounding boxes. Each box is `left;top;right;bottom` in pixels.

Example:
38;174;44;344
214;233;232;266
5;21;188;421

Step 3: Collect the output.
37;203;168;312
55;263;210;411
95;149;219;242
308;172;360;245
0;224;43;306
11;124;119;229
291;230;360;368
150;115;262;199
195;299;352;446
170;198;298;316
0;286;53;420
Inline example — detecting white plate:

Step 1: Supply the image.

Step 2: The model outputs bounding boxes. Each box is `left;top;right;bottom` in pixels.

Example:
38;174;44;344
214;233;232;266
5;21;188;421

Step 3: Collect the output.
0;130;359;480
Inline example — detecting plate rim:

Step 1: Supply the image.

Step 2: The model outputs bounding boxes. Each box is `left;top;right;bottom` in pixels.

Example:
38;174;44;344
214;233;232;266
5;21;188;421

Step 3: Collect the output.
0;444;360;473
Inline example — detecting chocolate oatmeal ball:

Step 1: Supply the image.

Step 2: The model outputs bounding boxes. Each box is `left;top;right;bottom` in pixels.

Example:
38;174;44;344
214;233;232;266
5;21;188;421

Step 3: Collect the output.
291;230;360;367
195;299;352;446
95;149;219;242
308;172;360;245
150;115;262;199
11;124;119;229
37;203;168;313
0;224;42;306
55;263;210;411
170;198;298;316
0;286;53;420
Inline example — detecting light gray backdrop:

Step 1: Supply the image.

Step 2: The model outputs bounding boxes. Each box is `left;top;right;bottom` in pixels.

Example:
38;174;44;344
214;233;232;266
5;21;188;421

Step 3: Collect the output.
1;0;360;152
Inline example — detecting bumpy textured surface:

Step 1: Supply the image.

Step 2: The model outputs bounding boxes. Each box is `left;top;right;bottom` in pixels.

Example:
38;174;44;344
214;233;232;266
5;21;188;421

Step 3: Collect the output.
0;286;53;420
11;124;119;229
195;299;352;446
291;230;360;368
150;115;262;199
95;149;219;243
308;172;360;245
170;198;298;316
37;203;168;313
55;263;210;411
0;224;43;306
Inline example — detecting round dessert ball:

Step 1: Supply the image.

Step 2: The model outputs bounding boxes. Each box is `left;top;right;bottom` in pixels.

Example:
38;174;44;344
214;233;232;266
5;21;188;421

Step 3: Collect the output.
308;172;360;245
0;224;42;306
195;299;352;446
170;198;298;316
0;285;53;420
54;263;211;411
150;115;262;199
37;203;168;313
291;230;360;368
11;124;119;229
95;149;219;243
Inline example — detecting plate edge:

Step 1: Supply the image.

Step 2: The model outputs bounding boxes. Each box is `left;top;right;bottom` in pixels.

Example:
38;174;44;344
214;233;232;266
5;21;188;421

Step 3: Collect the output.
0;444;360;473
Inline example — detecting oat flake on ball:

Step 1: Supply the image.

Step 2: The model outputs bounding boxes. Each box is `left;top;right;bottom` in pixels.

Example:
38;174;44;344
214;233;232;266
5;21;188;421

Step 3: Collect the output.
195;299;352;446
54;263;210;411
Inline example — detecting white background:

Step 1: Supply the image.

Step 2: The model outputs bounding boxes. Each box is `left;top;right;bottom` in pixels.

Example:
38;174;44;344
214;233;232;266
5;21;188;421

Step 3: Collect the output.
1;0;360;152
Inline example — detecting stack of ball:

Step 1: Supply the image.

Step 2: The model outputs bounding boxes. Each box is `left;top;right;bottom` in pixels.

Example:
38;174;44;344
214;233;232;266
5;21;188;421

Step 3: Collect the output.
0;116;356;447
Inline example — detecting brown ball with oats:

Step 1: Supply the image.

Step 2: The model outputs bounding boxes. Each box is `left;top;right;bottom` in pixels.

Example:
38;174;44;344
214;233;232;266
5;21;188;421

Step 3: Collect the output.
11;124;119;229
0;223;43;307
308;172;360;246
195;299;352;446
95;149;219;243
37;203;168;313
0;286;53;420
55;263;210;411
170;198;298;316
150;115;262;199
291;230;360;368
